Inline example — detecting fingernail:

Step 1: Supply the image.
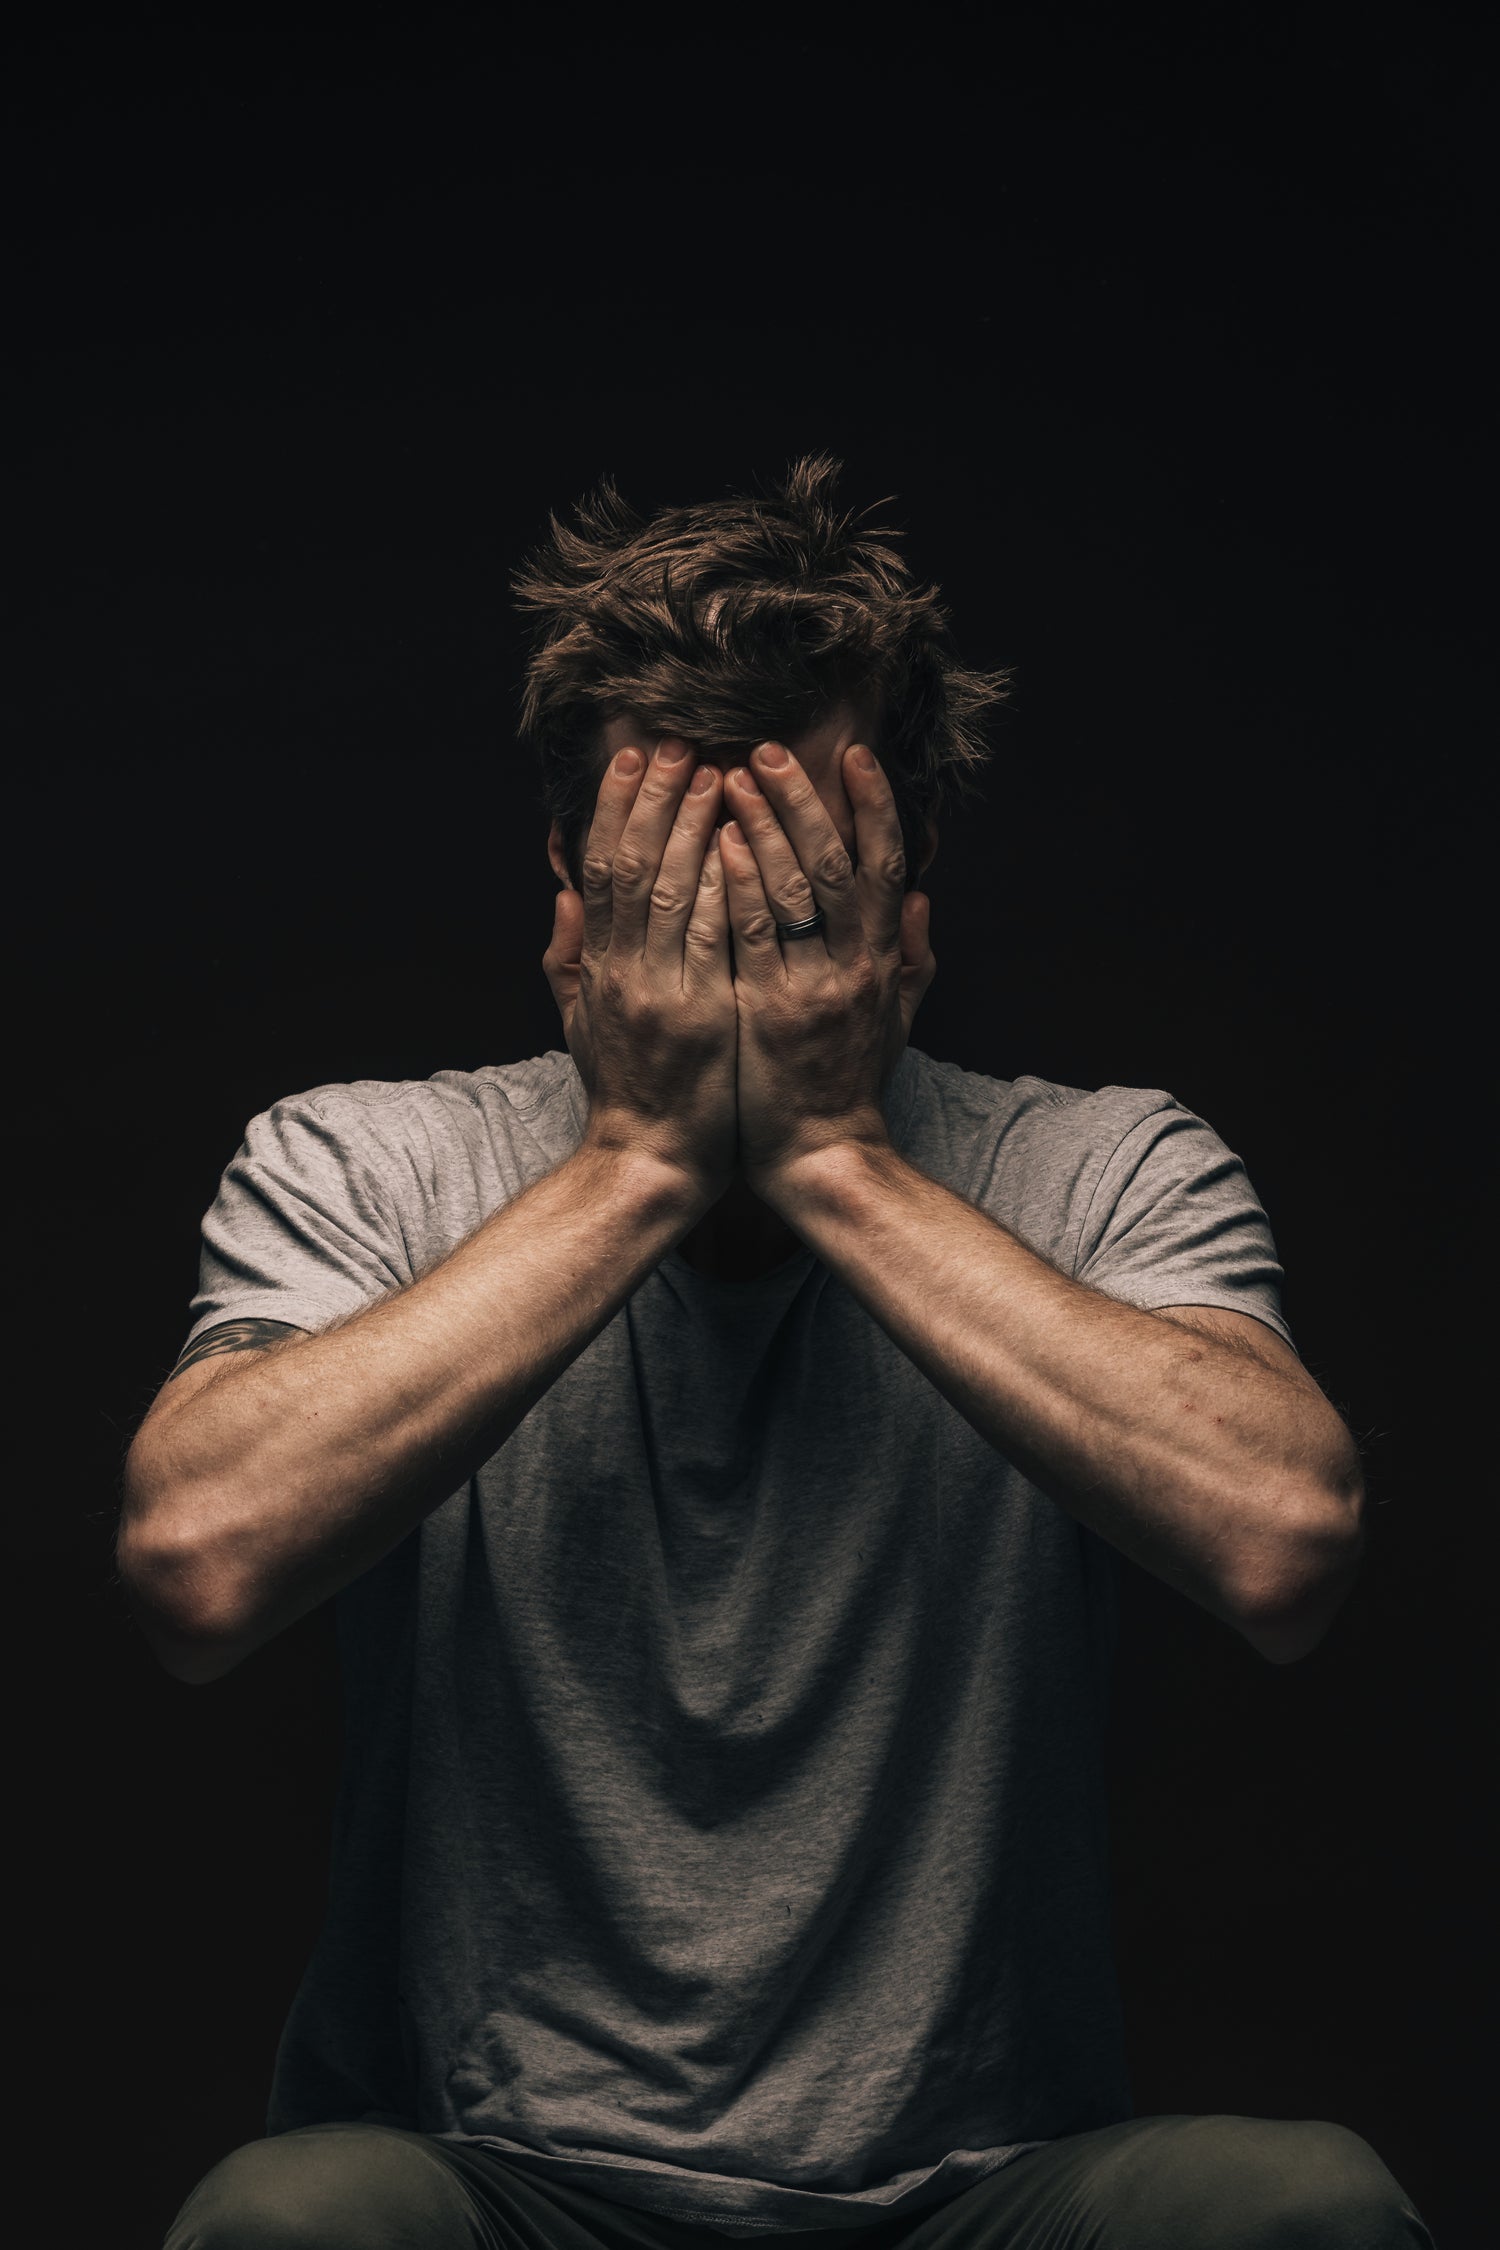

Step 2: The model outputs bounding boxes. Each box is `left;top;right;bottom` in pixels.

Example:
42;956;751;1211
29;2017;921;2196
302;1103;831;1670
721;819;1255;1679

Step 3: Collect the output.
614;749;642;776
690;763;717;795
731;764;760;794
754;742;789;769
851;744;877;772
657;739;688;766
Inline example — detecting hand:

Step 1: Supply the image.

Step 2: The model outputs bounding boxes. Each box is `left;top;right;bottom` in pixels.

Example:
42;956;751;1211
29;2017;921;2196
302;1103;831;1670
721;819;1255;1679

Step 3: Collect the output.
717;740;937;1196
543;738;737;1205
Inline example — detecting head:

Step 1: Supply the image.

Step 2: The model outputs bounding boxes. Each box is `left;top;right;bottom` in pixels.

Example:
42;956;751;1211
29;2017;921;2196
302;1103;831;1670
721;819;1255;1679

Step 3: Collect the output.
512;453;1009;897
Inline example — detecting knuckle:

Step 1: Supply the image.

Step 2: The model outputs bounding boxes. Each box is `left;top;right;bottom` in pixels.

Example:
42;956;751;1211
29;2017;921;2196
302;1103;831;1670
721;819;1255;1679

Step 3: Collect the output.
872;848;907;889
649;878;689;917
740;902;779;944
580;851;614;893
811;842;854;888
612;847;652;888
685;900;728;941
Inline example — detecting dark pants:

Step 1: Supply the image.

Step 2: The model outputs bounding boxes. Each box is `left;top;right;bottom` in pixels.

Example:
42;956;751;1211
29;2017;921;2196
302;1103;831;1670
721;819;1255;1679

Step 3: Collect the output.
163;2114;1435;2248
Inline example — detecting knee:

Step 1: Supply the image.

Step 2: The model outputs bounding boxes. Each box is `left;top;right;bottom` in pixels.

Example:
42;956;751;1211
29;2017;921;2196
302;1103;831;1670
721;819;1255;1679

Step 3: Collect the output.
162;2122;476;2250
1190;2116;1430;2249
1267;2119;1429;2248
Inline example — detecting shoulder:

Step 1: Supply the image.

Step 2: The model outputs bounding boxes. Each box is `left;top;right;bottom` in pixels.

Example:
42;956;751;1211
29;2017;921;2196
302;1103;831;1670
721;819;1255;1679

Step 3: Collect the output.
901;1047;1231;1258
900;1046;1183;1170
241;1050;581;1159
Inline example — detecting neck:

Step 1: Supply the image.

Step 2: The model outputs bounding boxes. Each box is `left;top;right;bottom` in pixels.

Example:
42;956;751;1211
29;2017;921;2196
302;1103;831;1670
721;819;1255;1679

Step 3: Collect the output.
676;1169;802;1280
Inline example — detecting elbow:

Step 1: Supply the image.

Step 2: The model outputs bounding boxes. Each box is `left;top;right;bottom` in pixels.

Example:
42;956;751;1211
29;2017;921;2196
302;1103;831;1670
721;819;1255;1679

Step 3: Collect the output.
1235;1482;1367;1666
116;1468;256;1685
145;1624;248;1687
117;1534;253;1683
1240;1603;1342;1667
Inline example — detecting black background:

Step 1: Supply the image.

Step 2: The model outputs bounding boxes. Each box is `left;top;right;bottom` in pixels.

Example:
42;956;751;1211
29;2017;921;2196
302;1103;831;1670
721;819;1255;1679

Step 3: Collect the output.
10;9;1488;2246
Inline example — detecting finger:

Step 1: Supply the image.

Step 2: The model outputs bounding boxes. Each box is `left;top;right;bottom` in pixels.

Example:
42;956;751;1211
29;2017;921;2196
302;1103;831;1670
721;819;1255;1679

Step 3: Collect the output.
579;746;649;962
610;738;700;957
844;743;906;955
737;745;857;958
719;817;786;985
643;762;724;969
682;826;732;990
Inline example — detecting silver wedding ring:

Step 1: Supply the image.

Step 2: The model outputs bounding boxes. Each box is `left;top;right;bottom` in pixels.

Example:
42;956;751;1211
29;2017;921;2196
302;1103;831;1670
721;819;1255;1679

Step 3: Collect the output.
775;909;826;940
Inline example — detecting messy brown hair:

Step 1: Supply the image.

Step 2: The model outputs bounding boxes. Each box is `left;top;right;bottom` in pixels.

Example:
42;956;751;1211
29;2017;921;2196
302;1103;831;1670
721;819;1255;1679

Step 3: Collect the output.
512;453;1010;891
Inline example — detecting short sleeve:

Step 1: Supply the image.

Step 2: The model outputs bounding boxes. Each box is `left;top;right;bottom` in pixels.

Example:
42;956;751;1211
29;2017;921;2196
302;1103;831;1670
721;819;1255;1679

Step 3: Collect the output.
183;1092;415;1350
1073;1097;1298;1355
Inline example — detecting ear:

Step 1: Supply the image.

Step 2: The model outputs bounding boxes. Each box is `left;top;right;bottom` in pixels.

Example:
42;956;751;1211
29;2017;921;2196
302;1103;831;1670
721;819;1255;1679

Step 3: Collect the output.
916;816;939;878
542;825;586;1033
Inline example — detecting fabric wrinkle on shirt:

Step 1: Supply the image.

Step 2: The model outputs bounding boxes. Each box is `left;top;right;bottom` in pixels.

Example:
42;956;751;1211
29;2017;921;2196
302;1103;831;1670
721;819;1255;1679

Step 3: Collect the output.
182;1043;1298;2236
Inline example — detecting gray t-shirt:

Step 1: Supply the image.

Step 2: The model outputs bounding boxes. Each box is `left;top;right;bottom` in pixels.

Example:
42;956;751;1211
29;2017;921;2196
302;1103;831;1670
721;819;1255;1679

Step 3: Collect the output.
183;1043;1297;2234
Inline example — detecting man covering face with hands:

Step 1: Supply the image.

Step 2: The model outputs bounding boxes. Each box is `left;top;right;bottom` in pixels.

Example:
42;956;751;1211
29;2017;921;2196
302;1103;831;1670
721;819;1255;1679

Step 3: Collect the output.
543;703;938;1279
126;459;1431;2250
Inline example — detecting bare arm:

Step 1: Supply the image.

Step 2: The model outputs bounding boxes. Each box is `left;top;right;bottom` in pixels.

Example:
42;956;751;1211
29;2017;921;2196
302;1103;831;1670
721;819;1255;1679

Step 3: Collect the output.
121;731;737;1684
760;1138;1365;1663
707;736;1363;1665
119;1139;707;1683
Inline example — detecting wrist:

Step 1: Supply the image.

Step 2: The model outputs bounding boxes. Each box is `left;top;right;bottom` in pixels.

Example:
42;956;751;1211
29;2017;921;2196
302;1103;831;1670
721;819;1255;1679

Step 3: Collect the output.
575;1126;727;1226
745;1122;897;1219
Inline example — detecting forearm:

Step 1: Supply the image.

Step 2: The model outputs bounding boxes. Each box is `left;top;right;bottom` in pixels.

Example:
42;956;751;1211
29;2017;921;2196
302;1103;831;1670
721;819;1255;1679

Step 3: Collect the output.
764;1139;1359;1641
122;1138;703;1678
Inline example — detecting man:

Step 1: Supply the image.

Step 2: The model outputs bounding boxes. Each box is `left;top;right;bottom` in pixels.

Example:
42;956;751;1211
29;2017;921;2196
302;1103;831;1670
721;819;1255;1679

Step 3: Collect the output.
123;458;1431;2247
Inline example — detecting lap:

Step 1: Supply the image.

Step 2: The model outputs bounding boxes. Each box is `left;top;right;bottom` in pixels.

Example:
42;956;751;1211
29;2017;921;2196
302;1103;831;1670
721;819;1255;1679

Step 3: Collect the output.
161;2114;1433;2250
